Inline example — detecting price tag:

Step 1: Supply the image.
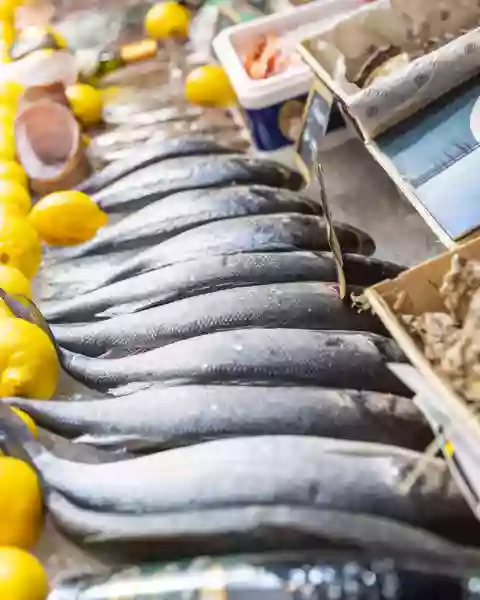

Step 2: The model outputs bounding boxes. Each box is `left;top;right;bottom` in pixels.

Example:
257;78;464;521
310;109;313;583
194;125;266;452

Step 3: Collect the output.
295;80;333;183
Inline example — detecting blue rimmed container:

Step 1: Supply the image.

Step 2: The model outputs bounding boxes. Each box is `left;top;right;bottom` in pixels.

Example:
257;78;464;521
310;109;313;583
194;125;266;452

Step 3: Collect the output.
213;0;360;151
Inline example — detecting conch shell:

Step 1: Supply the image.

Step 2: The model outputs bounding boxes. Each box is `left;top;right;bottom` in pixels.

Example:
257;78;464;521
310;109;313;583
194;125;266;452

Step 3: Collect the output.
15;99;91;195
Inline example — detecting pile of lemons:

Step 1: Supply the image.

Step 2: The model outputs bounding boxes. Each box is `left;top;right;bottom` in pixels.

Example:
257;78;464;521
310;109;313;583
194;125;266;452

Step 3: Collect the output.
0;77;48;600
0;23;107;599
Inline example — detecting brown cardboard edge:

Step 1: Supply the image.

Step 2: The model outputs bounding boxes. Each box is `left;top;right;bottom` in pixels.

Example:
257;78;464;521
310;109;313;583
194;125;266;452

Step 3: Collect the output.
364;236;480;441
364;287;479;429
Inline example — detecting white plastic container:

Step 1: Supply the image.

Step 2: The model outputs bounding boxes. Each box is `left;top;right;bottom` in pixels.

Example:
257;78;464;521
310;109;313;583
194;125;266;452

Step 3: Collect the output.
213;0;362;150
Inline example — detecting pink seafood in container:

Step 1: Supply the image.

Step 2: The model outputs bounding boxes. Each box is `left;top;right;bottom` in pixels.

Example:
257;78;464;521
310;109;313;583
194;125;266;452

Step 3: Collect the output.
214;0;365;151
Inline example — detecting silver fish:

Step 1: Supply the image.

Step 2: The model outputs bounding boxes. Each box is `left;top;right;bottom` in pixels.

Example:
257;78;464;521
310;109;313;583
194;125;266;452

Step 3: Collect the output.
0;416;472;544
78;136;244;194
80;214;375;290
50;282;386;356
42;252;404;322
61;186;322;258
58;328;409;394
6;385;431;451
93;156;304;212
48;493;480;558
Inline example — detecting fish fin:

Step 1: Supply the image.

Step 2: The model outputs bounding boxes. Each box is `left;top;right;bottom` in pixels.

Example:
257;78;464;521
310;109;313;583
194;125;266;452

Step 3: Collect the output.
99;347;151;359
108;381;156;397
73;433;141;446
96;299;155;318
73;433;157;453
0;289;62;356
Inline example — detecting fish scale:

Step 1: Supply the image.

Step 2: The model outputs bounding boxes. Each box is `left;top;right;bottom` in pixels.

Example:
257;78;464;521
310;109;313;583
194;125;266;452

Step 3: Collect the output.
50;282;387;356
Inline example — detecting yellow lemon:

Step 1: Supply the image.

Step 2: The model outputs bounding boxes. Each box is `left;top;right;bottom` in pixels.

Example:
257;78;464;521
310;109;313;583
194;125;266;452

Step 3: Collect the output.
0;103;15;123
0;122;15;161
0;263;31;297
11;408;38;438
45;25;68;49
144;2;190;40
0;459;43;549
0;0;19;23
0;20;14;47
0;161;27;188
29;190;107;246
0;261;30;318
0;81;23;106
0;180;31;215
66;83;103;126
0;547;48;599
0;317;58;399
0;214;41;277
0;263;31;317
185;64;236;108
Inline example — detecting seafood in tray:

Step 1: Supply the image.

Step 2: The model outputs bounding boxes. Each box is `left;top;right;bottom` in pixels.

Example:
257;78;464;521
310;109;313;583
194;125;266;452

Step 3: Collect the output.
403;254;480;403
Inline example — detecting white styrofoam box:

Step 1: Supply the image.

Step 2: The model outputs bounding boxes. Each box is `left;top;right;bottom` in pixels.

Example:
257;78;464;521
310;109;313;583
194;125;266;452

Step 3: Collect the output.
213;0;363;110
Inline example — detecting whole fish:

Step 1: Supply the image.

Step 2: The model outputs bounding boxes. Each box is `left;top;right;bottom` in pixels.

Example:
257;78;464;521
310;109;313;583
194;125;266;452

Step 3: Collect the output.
50;283;386;356
42;252;404;323
48;494;480;559
7;385;431;451
93;156;304;212
83;214;375;289
57;328;409;394
62;186;322;259
77;136;243;195
0;414;473;544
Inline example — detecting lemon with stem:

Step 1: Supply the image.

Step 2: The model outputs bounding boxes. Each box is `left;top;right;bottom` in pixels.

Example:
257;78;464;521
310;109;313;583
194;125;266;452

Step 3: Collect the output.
29;190;107;246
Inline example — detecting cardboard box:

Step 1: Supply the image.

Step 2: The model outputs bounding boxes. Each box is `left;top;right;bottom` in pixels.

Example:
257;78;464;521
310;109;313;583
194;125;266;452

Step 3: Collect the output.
296;14;480;245
364;237;480;513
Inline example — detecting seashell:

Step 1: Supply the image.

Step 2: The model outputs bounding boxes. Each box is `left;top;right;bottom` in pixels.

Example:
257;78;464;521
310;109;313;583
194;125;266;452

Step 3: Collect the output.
14;99;91;195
